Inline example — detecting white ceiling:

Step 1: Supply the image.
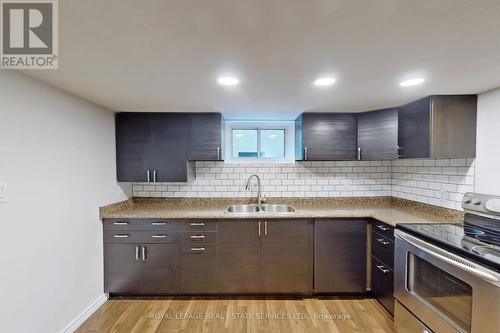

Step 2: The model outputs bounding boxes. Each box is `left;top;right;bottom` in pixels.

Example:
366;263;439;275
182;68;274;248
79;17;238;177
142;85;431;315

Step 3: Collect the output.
25;0;500;119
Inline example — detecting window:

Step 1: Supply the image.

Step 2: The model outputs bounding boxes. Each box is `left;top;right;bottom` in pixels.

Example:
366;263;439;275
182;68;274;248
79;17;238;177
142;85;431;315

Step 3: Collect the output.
225;121;294;164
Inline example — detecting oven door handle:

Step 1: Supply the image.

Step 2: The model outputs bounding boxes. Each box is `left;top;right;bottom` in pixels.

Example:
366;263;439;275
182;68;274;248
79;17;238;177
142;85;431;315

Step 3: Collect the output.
397;231;500;285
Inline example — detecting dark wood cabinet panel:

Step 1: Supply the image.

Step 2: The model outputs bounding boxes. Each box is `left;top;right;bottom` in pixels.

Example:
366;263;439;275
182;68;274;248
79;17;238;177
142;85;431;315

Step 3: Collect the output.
296;113;358;160
261;220;310;293
217;221;262;292
371;256;394;315
358;108;398;160
372;231;394;269
188;113;223;161
314;219;367;293
104;243;142;294
398;97;432;159
141;244;180;294
150;114;190;182
115;113;151;182
180;245;217;293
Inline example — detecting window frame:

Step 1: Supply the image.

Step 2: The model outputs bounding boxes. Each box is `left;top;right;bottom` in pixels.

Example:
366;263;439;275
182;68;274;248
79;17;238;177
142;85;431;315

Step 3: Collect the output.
224;121;295;164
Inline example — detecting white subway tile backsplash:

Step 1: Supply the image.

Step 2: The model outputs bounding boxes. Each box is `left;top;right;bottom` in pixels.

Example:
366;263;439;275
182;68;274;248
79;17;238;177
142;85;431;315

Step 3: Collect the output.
131;158;476;210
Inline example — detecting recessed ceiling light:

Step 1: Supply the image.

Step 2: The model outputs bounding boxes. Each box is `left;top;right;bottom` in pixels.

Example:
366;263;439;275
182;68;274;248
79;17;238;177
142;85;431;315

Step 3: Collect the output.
314;77;336;87
400;78;425;87
217;76;240;86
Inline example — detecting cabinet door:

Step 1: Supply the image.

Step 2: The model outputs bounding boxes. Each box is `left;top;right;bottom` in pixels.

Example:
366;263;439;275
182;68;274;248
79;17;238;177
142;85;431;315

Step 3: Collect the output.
188;113;222;161
358;108;398;160
261;220;310;293
217;221;262;292
180;245;217;293
314;219;367;293
141;244;180;293
150;114;189;182
371;256;394;314
115;113;151;182
398;97;431;159
104;243;141;294
302;113;357;160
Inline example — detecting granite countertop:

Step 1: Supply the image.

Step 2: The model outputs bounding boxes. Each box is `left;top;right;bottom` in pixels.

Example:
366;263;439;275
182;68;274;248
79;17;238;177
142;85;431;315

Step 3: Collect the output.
100;197;464;227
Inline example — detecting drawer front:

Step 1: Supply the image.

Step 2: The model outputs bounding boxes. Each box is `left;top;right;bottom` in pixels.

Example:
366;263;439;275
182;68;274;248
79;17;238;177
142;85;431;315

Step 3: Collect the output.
103;219;178;231
180;245;217;293
179;221;217;232
180;231;217;244
372;230;394;268
371;256;394;315
372;221;394;240
104;230;180;244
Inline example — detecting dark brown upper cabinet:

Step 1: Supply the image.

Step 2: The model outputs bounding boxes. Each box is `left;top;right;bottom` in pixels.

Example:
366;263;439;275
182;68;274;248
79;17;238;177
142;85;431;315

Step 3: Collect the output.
116;113;194;182
398;95;477;159
187;113;224;161
295;113;358;160
357;108;399;160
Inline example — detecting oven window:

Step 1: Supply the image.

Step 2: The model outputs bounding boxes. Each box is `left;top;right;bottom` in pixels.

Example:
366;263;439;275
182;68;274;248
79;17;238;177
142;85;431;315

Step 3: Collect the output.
407;253;472;333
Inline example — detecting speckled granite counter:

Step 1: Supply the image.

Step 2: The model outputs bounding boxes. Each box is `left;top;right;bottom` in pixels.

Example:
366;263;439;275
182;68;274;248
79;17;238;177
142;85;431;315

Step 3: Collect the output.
100;197;463;227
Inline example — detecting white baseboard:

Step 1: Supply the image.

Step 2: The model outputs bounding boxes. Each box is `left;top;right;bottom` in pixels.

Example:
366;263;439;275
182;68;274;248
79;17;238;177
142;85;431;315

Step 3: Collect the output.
60;293;108;333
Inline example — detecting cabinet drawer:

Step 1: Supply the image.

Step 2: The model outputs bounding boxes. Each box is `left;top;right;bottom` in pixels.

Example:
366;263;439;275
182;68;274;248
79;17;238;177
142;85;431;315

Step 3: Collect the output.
372;221;394;240
104;230;179;244
179;221;217;231
180;245;217;293
371;256;394;315
372;230;394;268
180;231;216;244
103;219;178;231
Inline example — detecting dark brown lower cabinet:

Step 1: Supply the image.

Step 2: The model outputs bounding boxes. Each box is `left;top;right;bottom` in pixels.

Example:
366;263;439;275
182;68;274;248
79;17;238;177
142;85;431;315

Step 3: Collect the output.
217;220;311;293
141;244;179;294
180;245;217;293
371;256;394;314
314;219;368;293
104;243;142;294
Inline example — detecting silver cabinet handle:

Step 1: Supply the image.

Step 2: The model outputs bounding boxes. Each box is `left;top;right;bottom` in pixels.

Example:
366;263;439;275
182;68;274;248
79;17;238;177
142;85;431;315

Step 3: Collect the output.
153;170;157;183
258;221;261;236
217;146;221;160
190;235;206;239
191;247;205;252
376;265;390;274
377;225;389;231
147;170;151;183
152;222;166;226
357;147;362;160
141;246;147;261
190;222;205;226
113;222;129;225
113;234;129;238
135;246;140;260
264;221;268;236
376;238;390;246
152;234;167;238
304;147;308;160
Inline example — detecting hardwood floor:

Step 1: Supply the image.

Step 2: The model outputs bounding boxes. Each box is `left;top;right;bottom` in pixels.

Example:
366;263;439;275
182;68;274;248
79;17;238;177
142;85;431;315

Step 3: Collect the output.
76;296;395;333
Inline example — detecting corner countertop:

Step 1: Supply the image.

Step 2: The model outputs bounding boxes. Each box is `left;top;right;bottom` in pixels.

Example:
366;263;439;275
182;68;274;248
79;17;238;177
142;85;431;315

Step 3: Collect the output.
99;197;464;228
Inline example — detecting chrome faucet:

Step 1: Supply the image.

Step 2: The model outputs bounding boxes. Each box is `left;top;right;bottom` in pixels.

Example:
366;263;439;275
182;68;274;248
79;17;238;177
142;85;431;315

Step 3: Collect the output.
245;174;264;206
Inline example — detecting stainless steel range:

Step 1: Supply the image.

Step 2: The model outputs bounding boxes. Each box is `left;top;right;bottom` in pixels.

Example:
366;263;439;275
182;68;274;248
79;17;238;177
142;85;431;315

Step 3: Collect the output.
394;193;500;333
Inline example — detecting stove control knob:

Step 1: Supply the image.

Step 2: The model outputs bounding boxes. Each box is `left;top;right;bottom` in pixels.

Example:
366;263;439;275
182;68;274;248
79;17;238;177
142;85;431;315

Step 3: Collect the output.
463;197;472;204
472;199;482;206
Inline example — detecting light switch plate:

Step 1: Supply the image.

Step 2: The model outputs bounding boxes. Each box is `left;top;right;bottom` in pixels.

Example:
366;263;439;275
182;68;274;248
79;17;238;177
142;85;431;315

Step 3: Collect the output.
0;183;5;203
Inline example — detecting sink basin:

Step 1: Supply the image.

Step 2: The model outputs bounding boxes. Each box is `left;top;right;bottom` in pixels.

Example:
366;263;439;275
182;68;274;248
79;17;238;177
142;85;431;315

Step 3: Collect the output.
225;204;260;214
260;204;296;213
224;204;296;214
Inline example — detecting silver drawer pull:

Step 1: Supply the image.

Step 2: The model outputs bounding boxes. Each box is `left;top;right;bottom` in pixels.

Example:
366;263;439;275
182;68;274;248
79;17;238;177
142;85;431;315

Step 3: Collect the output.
152;234;167;238
376;225;389;231
113;234;129;238
190;222;205;226
113;222;129;225
152;222;166;226
190;235;206;239
191;247;205;252
376;265;390;274
377;238;390;246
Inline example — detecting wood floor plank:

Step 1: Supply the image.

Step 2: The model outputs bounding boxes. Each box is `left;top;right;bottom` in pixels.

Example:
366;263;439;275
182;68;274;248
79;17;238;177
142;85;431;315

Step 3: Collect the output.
76;297;395;333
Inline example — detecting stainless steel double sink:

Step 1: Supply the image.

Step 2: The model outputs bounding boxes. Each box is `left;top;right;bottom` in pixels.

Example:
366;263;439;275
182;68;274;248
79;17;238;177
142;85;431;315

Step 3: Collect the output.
225;204;296;214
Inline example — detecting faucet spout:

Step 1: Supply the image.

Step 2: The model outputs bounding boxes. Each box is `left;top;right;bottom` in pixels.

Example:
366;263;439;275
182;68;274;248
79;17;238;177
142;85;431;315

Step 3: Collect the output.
245;174;263;206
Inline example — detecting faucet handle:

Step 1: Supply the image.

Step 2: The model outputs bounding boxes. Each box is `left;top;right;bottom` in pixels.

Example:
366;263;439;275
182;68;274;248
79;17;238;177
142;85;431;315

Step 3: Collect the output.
261;195;269;204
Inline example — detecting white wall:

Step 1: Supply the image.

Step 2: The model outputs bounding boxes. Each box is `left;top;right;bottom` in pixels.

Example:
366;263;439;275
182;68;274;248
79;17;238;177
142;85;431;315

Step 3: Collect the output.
0;71;126;333
476;88;500;196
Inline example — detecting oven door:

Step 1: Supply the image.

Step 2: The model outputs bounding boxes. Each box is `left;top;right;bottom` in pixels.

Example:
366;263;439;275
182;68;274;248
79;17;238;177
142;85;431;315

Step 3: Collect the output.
394;230;500;333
